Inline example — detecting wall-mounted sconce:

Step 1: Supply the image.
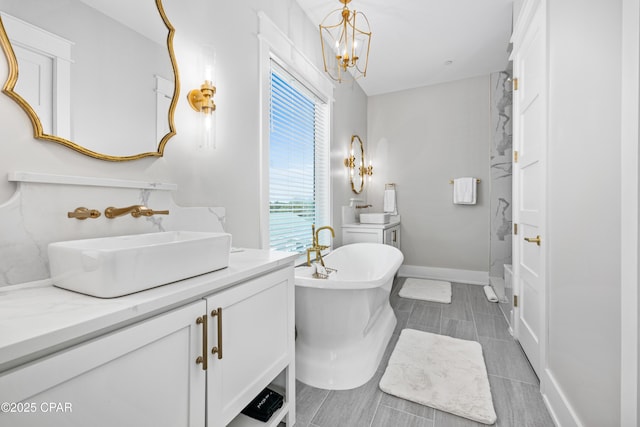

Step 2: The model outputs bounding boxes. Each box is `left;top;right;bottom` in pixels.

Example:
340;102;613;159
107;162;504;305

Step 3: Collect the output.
188;46;216;149
344;155;355;169
187;81;216;115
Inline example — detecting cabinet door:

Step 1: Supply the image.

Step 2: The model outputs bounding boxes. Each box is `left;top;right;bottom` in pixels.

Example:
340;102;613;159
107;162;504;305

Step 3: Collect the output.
206;268;293;427
384;226;400;249
0;301;207;427
342;228;383;244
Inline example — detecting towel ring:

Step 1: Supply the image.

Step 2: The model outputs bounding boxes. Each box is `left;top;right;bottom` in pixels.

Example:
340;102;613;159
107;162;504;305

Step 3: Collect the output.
449;179;480;184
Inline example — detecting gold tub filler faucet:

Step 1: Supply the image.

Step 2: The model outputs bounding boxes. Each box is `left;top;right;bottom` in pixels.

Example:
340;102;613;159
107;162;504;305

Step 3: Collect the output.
104;205;170;219
306;224;337;278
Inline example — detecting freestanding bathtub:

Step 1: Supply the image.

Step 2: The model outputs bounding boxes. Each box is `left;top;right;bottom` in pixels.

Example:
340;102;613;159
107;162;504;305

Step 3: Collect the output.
294;243;403;390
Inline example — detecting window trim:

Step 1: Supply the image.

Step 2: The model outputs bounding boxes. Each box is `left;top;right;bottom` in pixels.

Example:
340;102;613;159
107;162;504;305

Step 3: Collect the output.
258;11;334;252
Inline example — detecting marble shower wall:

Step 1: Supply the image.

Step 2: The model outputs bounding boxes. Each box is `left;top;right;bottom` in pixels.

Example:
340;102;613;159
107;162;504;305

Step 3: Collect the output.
489;71;513;284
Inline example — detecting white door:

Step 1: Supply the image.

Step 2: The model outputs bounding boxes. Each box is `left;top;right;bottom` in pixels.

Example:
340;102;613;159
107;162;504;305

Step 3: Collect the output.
13;45;54;134
2;12;72;140
512;1;546;378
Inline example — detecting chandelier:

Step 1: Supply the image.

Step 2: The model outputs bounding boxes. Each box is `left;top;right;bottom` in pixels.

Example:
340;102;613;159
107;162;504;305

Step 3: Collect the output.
319;0;371;82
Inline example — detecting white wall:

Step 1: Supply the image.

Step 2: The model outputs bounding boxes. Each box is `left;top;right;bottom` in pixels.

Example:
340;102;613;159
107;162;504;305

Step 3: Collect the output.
513;0;525;26
0;0;367;249
332;81;368;247
546;0;622;425
367;76;491;272
620;0;640;424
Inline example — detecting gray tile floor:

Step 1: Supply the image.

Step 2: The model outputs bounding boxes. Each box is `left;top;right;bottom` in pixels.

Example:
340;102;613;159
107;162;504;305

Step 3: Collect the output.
292;277;555;427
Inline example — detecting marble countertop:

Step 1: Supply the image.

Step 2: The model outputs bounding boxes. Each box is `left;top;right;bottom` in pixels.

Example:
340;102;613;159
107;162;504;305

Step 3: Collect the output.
341;218;401;229
0;248;297;372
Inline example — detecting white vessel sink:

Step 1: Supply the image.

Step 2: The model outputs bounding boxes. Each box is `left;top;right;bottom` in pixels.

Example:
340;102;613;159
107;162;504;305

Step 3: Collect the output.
49;231;232;298
359;212;390;224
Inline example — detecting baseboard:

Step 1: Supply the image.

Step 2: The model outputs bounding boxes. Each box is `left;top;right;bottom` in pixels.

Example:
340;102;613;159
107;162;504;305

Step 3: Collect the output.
542;369;583;427
398;265;489;285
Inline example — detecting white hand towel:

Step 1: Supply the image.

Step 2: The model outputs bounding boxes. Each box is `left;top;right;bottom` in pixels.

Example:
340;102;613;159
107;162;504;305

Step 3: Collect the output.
383;189;397;214
453;177;477;205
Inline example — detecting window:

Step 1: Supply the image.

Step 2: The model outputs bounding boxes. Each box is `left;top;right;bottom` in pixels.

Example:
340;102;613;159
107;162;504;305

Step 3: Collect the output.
268;62;330;254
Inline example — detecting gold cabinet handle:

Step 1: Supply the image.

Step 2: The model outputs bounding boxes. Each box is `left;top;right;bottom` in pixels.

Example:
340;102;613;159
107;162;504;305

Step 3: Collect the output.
195;315;208;370
211;308;223;360
524;235;541;246
392;229;397;243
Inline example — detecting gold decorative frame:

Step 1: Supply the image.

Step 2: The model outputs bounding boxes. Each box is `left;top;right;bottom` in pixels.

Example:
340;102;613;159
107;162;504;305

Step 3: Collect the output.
0;0;180;161
344;134;365;194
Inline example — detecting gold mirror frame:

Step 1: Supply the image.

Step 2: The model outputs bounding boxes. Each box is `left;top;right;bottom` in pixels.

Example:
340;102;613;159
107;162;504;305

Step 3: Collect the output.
348;134;365;194
0;0;180;161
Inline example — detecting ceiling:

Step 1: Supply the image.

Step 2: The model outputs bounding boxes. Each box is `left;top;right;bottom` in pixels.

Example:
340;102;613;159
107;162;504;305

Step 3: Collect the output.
295;0;514;96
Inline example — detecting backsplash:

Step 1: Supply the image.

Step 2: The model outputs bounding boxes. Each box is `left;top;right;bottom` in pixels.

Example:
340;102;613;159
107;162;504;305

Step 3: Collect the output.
0;172;226;287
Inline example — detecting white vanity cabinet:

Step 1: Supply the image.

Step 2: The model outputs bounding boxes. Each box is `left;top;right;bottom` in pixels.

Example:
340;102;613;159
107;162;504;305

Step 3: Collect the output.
0;300;207;427
0;258;296;427
342;221;401;249
384;225;401;249
207;267;295;427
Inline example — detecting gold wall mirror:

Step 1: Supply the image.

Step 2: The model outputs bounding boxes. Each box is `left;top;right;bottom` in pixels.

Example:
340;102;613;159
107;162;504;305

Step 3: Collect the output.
0;0;179;161
344;134;365;194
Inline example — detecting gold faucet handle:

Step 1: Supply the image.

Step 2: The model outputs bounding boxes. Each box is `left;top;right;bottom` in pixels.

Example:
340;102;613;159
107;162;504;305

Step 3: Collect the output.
67;207;101;220
131;208;170;218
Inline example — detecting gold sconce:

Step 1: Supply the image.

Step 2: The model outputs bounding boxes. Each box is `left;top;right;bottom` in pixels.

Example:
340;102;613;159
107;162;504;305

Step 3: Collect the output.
345;158;373;176
344;155;355;169
344;135;372;194
187;81;216;115
188;46;216;149
319;0;371;83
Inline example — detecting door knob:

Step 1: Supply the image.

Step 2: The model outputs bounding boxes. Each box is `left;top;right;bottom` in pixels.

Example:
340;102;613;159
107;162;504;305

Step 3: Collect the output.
524;235;541;246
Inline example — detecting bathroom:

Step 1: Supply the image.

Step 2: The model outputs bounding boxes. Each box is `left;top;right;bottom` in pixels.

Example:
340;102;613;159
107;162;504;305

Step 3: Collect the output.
0;0;637;426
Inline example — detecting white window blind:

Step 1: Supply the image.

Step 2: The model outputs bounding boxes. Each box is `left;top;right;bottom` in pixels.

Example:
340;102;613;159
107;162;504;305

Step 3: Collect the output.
269;62;330;253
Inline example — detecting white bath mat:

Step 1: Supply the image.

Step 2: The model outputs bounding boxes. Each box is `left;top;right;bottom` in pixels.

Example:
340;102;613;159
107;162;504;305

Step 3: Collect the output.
398;278;451;303
379;329;497;425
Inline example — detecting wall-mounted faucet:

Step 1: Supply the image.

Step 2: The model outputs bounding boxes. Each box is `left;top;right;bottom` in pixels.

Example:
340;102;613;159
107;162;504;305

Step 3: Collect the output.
104;205;169;219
